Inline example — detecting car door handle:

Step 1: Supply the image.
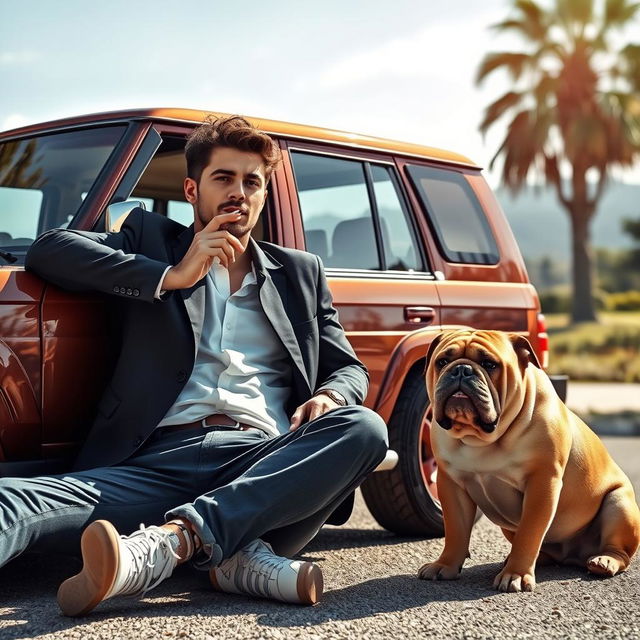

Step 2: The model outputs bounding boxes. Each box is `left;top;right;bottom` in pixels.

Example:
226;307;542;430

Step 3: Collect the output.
404;306;436;324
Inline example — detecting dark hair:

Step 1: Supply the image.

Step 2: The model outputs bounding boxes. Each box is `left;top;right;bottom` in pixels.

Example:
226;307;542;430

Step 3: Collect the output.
185;115;281;184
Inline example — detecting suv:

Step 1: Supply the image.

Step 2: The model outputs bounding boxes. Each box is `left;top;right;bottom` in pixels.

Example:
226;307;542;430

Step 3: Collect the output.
0;109;558;536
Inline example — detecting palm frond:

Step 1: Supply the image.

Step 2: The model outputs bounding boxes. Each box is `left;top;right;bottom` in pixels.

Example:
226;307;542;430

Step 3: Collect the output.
533;74;557;104
491;109;543;192
557;0;594;28
483;0;640;198
479;91;524;135
604;0;640;28
514;0;549;40
475;52;531;85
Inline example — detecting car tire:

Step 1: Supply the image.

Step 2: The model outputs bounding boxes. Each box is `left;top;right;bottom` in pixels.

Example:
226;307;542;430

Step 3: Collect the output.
361;368;444;536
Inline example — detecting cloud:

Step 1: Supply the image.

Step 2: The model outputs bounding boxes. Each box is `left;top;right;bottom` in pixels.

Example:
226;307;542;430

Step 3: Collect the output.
0;51;40;65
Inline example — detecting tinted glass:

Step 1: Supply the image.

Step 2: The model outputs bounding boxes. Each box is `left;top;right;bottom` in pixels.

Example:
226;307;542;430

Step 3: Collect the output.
291;151;380;270
0;126;125;250
407;164;499;264
370;165;422;271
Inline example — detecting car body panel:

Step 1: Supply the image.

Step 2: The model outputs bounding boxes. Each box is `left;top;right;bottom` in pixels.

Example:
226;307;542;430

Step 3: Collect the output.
0;109;543;476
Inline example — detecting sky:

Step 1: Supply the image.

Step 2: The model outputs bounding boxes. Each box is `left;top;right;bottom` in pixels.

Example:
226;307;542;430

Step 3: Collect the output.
1;0;639;188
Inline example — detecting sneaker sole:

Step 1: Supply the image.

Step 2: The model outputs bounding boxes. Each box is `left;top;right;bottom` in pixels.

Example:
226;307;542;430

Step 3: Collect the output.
210;560;324;605
297;561;323;605
57;520;120;617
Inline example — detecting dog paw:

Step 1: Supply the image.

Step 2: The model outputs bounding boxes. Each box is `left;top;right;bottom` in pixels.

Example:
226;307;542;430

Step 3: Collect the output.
492;565;536;592
587;554;622;577
418;561;461;581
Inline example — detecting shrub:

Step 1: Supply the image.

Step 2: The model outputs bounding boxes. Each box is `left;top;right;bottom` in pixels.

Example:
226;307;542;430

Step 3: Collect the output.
539;287;608;315
605;290;640;311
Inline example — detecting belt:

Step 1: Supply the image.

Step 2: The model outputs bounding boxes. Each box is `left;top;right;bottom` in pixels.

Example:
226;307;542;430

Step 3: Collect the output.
160;414;258;434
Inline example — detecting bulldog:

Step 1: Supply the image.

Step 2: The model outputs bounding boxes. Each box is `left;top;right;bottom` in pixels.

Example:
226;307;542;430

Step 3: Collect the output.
418;329;640;592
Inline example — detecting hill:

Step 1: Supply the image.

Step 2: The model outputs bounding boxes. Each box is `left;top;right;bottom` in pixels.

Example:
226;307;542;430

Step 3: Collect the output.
495;180;640;262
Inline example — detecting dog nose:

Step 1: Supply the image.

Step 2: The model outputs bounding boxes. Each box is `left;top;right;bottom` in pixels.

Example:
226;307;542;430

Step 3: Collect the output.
452;364;474;378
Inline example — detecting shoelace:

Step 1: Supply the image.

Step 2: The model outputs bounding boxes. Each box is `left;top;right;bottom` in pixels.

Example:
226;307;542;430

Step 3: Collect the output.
235;543;289;598
119;525;181;597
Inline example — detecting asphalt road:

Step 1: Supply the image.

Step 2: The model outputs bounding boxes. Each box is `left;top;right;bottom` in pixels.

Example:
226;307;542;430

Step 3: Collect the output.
1;436;638;640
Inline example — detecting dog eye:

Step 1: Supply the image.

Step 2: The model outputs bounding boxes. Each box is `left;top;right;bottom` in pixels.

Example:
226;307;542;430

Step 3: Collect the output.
436;358;449;368
481;360;498;371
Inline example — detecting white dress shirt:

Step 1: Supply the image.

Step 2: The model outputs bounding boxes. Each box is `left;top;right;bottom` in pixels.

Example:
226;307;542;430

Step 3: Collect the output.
157;261;292;436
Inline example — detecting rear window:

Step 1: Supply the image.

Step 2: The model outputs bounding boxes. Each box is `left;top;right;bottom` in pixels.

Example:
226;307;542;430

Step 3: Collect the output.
0;126;125;251
406;164;499;265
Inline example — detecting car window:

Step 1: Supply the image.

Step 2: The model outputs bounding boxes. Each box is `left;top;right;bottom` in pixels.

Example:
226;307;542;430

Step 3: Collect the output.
370;165;422;271
0;187;42;246
406;164;499;265
167;200;192;226
0;126;126;250
291;152;380;270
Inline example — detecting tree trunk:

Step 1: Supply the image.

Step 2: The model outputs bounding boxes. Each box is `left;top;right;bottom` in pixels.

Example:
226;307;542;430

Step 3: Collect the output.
569;210;598;324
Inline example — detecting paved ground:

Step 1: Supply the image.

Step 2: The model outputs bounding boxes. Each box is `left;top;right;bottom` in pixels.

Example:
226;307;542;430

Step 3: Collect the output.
0;436;638;640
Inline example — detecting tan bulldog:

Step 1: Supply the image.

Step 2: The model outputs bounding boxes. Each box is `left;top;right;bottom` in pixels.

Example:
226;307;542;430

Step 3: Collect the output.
418;329;640;592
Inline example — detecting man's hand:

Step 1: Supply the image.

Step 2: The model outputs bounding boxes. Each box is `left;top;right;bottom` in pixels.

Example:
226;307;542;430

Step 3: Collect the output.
162;212;245;290
289;393;341;431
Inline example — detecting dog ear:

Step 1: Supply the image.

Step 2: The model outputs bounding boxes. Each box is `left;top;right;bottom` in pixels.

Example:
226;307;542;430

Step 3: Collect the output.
424;332;446;375
508;334;542;372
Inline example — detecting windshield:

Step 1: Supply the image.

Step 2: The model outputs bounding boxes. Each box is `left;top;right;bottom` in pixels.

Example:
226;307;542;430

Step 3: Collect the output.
0;126;126;253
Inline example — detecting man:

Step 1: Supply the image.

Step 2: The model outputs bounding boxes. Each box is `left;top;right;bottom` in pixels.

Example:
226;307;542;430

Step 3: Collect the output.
0;116;388;615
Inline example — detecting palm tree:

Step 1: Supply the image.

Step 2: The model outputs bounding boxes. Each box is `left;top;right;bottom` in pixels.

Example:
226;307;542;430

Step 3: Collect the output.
477;0;640;323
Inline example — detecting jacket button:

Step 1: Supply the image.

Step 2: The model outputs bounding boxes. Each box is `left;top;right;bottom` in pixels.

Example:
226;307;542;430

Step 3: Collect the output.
176;369;187;383
113;286;119;293
133;289;140;297
126;288;133;295
134;435;144;447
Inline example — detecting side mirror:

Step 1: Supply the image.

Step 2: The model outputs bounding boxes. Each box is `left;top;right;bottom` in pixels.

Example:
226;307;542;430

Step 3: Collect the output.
104;200;147;233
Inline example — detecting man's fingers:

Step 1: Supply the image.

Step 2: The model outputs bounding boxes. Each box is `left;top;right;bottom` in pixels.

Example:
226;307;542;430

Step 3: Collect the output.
308;402;325;422
289;405;307;431
201;246;230;268
203;212;242;232
192;239;237;266
212;239;235;265
198;230;244;254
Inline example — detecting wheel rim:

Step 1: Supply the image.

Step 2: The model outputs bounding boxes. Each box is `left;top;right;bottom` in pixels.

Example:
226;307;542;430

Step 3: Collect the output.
419;405;439;502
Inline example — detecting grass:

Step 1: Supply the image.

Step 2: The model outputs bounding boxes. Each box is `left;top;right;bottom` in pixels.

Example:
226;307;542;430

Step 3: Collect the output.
545;312;640;382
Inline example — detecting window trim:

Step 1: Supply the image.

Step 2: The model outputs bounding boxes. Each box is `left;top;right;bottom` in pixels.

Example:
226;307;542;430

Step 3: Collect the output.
368;162;428;273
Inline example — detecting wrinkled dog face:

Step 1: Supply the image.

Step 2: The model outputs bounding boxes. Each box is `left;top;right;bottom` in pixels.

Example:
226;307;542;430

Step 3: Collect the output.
426;331;507;443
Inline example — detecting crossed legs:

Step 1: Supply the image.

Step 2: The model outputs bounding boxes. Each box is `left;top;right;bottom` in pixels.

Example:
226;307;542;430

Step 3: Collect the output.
0;406;387;613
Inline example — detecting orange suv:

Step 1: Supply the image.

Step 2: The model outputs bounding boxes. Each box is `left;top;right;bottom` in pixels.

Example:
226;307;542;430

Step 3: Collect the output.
0;109;560;536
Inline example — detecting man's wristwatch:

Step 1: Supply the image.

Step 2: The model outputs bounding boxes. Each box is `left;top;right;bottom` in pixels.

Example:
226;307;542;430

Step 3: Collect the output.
315;389;347;406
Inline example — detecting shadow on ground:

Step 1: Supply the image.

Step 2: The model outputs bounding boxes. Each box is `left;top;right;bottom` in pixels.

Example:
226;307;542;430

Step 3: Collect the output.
0;528;609;640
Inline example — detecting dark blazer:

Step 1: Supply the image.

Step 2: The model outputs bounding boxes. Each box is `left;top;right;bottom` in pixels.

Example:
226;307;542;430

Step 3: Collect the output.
25;208;369;472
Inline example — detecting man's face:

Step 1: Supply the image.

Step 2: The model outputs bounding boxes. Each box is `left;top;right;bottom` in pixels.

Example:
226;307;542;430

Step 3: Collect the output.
184;146;268;237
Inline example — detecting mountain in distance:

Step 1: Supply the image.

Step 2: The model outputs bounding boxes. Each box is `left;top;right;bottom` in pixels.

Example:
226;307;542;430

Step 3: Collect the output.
495;180;640;262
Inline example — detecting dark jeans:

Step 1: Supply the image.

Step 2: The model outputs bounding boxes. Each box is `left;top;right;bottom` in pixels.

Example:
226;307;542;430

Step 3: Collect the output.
0;406;388;569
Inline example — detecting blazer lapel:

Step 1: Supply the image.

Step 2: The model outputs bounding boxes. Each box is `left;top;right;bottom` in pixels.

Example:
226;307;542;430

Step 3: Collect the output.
170;224;207;355
251;239;311;393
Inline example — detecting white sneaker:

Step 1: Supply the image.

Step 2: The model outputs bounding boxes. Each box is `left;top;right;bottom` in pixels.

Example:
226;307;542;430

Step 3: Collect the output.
57;520;187;616
209;539;323;605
